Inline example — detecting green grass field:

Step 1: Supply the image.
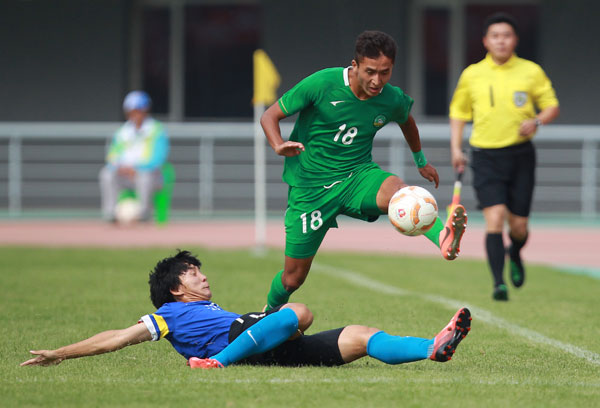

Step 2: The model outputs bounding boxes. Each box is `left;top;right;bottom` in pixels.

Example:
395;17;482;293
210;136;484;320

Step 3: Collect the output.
2;247;599;407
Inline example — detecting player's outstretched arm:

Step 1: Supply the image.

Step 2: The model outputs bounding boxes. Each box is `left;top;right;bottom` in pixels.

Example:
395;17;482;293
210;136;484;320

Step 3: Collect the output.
260;103;305;157
400;115;439;188
20;323;152;367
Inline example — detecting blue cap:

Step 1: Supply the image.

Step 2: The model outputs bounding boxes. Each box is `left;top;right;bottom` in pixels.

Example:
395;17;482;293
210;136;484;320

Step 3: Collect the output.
123;91;151;112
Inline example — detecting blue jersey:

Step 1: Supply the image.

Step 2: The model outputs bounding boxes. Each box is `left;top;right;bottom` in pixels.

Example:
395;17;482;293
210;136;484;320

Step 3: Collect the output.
139;301;240;359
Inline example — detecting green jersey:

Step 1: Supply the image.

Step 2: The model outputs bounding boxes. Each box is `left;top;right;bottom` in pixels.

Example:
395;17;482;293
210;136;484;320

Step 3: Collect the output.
278;67;414;187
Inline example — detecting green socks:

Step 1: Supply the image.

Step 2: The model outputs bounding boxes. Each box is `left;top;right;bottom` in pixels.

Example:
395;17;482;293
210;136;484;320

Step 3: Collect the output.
267;218;445;311
266;269;292;311
423;217;444;248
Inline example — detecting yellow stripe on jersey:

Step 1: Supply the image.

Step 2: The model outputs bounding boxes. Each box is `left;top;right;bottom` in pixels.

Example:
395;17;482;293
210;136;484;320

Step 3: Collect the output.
152;313;170;339
278;98;289;116
449;53;559;149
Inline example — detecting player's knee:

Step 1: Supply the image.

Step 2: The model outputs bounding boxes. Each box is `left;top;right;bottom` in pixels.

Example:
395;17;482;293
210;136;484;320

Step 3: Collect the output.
338;325;379;362
483;205;506;231
377;176;405;210
509;224;528;240
356;326;381;344
284;303;313;331
342;325;379;344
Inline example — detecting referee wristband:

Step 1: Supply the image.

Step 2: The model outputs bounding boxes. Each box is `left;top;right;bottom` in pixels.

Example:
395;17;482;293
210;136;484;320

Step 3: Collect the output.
412;150;428;168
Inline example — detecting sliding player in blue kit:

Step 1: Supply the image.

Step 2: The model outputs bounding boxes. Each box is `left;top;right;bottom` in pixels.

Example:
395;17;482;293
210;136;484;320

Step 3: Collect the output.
21;251;471;369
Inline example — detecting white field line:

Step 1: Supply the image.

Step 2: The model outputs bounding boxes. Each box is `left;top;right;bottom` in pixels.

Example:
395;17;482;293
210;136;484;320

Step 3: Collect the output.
312;262;600;366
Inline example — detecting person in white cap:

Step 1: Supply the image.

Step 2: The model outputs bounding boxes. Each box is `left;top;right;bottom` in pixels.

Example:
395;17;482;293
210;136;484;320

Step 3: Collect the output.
99;91;170;223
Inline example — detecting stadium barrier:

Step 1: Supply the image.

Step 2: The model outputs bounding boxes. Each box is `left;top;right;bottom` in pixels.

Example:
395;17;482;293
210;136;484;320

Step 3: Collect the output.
0;122;597;218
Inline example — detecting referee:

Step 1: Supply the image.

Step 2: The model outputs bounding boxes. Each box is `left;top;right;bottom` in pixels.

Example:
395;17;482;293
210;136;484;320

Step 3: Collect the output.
449;13;560;301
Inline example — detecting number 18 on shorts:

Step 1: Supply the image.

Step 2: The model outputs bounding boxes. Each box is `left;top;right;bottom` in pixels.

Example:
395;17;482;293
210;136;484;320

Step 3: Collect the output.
284;187;338;259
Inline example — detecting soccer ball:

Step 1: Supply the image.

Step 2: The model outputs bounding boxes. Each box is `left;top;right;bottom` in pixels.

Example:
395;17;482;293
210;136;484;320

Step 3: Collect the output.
388;186;438;236
115;198;141;225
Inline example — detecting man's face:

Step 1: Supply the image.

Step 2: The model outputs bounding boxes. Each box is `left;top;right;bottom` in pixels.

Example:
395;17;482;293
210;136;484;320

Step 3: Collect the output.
483;22;518;62
175;264;212;301
352;54;394;98
126;109;147;127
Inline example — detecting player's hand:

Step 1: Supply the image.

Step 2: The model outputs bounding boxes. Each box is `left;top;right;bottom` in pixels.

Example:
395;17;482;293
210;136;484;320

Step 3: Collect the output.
20;350;64;367
451;149;467;173
519;119;537;137
418;163;439;188
275;141;305;157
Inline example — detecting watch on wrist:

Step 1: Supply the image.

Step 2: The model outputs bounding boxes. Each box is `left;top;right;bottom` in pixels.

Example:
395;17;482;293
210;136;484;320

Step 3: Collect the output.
535;118;543;127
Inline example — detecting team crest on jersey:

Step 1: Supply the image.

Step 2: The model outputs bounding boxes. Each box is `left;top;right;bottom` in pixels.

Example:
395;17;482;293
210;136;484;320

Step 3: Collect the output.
373;114;387;128
513;91;528;107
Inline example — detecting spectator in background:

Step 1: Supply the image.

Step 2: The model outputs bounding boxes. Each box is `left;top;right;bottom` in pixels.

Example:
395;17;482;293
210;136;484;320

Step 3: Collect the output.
449;13;560;301
99;91;169;223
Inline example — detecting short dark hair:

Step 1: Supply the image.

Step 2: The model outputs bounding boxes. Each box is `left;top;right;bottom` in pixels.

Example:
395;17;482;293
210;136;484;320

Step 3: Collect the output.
354;30;397;65
483;12;519;37
148;250;201;309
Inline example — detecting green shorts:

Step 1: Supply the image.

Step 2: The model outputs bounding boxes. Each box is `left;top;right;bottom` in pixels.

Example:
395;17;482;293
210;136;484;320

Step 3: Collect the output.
285;163;394;258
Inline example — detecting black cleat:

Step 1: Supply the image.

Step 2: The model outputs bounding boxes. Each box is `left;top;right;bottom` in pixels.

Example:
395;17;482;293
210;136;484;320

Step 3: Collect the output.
507;246;525;288
493;284;509;301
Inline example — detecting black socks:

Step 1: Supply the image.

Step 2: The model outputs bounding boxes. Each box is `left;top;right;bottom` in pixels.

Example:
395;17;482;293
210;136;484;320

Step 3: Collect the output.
486;233;505;286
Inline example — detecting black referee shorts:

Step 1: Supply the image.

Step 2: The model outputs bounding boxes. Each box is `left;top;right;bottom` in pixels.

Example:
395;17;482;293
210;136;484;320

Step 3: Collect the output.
470;141;536;217
228;307;346;367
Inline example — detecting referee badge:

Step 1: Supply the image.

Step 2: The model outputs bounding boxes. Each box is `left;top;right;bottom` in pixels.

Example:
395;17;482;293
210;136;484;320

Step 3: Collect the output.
373;114;387;128
513;91;528;107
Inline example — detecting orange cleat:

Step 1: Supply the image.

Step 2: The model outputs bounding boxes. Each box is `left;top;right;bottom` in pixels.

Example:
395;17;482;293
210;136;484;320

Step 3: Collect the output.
440;205;467;260
430;307;471;362
189;357;224;369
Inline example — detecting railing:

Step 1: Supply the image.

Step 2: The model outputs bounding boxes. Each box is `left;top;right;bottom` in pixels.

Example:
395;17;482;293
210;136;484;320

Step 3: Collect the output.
0;122;598;218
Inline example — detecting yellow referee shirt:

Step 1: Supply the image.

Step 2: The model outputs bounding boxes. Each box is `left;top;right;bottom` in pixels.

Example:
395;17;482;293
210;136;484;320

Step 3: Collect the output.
449;53;559;149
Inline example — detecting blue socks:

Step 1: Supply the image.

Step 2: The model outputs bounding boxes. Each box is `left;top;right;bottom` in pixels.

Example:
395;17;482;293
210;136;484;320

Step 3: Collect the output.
367;331;434;364
210;308;299;366
211;313;433;366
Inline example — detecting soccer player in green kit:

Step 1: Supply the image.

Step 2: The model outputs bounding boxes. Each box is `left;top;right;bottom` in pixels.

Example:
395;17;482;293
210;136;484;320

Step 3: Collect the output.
261;31;467;310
